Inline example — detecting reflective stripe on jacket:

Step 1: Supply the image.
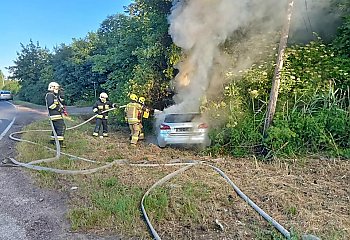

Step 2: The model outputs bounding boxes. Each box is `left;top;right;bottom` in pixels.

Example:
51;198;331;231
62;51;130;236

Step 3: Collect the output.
46;92;64;119
92;99;112;119
125;102;142;124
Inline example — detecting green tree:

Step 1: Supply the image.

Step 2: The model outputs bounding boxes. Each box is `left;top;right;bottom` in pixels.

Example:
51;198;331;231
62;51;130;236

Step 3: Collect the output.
2;80;21;95
331;0;350;57
126;0;176;109
92;0;177;109
8;40;53;104
92;14;140;105
52;33;102;105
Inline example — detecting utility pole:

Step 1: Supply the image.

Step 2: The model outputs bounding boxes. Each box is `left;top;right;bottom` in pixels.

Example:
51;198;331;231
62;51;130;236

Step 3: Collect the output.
263;0;294;136
92;81;97;100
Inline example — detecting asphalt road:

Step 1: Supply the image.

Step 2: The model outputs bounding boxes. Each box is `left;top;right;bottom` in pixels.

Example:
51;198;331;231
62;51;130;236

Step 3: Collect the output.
0;101;118;240
0;101;16;140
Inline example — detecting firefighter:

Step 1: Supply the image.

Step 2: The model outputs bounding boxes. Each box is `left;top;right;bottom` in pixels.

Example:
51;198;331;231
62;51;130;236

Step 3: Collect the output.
92;92;115;137
137;96;151;140
125;93;143;146
46;82;66;147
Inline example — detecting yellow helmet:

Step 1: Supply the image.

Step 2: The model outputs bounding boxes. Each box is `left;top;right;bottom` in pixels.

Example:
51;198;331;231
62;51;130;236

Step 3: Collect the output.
130;93;138;101
138;97;145;104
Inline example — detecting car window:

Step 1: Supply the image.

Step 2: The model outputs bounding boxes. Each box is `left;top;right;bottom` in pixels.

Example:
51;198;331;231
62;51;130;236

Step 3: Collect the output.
164;113;201;123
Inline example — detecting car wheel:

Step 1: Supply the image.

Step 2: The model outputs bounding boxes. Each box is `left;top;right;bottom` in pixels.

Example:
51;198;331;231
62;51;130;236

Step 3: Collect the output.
157;138;166;148
204;138;211;147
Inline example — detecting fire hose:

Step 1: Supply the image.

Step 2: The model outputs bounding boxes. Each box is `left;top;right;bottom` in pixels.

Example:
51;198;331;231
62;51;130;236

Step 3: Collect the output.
0;105;319;240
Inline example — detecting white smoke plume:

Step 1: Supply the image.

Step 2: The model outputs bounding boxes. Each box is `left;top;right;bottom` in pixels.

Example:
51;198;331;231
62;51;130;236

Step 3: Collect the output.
165;0;284;114
290;0;341;43
165;0;339;115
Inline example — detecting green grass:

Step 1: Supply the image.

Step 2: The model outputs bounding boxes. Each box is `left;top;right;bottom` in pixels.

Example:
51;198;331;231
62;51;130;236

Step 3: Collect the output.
91;179;143;226
144;188;170;221
144;181;213;226
13;100;46;109
69;208;111;231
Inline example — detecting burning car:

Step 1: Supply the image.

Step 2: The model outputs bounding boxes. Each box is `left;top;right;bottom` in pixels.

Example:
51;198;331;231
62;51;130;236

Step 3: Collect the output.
156;112;211;148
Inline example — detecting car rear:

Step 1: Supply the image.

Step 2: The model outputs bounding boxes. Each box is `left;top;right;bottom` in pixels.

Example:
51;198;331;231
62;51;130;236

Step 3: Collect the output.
0;90;13;100
157;113;211;148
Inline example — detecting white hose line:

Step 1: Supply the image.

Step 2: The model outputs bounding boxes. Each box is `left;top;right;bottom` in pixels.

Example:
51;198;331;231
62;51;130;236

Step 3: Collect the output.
7;127;123;174
205;163;291;239
3;105;124;173
9;131;99;164
129;162;197;167
66;106;119;130
8;158;125;175
140;162;291;240
140;164;198;240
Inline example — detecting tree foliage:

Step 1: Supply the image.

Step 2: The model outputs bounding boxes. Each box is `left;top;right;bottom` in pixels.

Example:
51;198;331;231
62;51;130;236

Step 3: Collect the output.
332;0;350;57
8;40;52;104
92;0;176;109
52;33;103;105
2;80;21;95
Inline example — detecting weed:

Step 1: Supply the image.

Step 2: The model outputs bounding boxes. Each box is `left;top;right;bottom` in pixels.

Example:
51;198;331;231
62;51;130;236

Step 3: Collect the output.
286;206;297;217
69;208;110;231
144;188;169;221
91;180;143;228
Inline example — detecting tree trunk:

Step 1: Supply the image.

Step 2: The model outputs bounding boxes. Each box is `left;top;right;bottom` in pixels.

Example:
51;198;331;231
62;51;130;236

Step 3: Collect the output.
263;0;294;136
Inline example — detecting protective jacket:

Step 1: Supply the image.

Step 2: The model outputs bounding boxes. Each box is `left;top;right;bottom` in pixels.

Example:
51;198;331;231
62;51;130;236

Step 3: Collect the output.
93;99;113;119
125;101;142;124
45;91;66;143
46;91;64;120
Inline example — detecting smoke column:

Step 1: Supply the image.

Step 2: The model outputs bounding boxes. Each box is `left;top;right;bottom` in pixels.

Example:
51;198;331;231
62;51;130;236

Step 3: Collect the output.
165;0;339;114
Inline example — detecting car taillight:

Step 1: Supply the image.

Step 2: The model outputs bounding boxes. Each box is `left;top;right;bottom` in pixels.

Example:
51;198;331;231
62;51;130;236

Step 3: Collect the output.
160;124;171;130
198;123;208;129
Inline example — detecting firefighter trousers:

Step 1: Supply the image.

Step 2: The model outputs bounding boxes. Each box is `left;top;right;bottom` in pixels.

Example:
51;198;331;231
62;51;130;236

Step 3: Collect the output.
93;118;108;136
51;118;66;142
129;122;141;145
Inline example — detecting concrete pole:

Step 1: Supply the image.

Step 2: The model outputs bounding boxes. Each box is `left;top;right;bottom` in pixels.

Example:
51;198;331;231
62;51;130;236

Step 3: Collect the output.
263;0;294;136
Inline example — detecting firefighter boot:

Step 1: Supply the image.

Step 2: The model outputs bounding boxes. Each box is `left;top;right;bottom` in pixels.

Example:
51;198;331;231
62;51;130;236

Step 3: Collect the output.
60;141;66;148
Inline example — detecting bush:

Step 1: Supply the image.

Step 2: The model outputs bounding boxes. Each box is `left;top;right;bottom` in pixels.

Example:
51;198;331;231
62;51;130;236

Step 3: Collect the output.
2;80;21;95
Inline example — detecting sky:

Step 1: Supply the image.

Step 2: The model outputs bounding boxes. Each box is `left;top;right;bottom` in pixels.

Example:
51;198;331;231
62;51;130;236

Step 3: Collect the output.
0;0;132;77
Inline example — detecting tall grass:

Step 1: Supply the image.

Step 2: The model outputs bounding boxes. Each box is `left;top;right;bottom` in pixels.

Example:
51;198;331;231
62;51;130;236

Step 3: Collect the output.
208;84;350;158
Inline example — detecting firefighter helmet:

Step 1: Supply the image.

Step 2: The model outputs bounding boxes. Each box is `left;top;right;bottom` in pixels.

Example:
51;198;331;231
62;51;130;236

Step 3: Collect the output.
138;97;145;104
130;93;138;101
48;82;60;91
99;92;108;99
